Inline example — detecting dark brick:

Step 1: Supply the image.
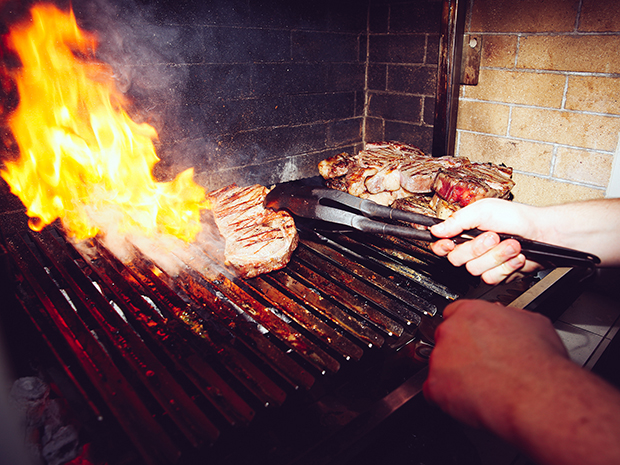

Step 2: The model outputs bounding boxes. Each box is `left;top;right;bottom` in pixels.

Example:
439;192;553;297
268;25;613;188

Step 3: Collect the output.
368;4;389;33
353;91;366;117
212;123;327;168
426;34;440;65
424;96;436;126
186;64;253;103
368;35;426;64
292;31;360;63
389;2;442;34
327;63;366;92
365;117;385;142
384;121;434;153
202;26;290;63
197;98;291;136
327;118;363;146
388;65;437;95
251;63;330;97
326;1;368;33
129;0;251;27
360;34;368;62
247;1;367;32
368;92;423;123
367;64;387;91
288;92;357;123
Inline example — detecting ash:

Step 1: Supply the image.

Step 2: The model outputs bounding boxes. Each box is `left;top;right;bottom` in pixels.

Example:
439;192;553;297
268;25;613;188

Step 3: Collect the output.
10;377;81;465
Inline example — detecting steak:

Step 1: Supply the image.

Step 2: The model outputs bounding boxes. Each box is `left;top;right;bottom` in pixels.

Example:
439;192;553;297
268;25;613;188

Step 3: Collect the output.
318;142;516;215
208;184;299;278
318;141;465;205
431;162;515;209
391;194;438;219
318;152;357;179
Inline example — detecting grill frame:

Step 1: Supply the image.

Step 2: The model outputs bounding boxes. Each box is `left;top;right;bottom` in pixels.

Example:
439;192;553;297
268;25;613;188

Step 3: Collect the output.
0;202;571;465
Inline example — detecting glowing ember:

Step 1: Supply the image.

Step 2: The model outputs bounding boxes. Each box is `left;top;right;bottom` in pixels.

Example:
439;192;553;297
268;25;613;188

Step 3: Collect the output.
0;4;208;242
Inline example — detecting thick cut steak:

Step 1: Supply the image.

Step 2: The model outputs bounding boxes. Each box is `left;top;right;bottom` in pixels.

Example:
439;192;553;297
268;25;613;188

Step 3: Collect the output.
208;184;298;278
391;194;438;218
318;141;464;205
319;141;516;217
431;162;515;209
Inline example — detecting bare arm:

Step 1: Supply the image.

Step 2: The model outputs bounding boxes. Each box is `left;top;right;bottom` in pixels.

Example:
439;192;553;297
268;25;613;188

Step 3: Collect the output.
429;198;620;284
424;300;620;465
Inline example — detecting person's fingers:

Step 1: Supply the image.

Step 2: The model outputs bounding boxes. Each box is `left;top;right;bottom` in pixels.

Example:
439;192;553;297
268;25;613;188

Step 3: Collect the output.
430;238;455;256
479;254;527;285
444;231;501;267
463;238;522;276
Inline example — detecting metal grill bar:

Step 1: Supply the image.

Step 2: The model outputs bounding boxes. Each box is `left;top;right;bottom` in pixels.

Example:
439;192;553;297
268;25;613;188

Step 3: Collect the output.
6;232;182;465
2;216;477;464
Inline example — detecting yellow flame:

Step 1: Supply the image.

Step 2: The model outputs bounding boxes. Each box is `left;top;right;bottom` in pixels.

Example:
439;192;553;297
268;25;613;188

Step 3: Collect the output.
1;4;207;242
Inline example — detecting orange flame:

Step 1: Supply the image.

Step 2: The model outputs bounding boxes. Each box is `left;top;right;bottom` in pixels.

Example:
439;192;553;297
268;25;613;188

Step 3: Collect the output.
0;4;208;242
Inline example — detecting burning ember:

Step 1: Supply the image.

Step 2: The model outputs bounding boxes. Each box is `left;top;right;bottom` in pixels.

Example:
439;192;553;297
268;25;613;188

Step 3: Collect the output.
0;4;208;243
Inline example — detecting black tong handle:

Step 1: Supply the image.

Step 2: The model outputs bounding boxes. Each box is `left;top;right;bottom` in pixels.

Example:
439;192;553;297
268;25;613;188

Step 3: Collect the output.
353;216;599;268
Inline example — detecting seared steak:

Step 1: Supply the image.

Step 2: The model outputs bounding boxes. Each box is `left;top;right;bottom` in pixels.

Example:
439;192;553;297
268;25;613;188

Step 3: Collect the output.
431;162;515;209
318;152;357;179
318;142;516;215
208;184;299;278
318;141;465;205
391;194;438;218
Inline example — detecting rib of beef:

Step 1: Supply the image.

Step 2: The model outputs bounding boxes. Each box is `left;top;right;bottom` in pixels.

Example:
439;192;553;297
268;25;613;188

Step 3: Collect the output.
430;162;515;212
391;194;438;218
318;141;464;205
208;184;299;278
319;141;516;219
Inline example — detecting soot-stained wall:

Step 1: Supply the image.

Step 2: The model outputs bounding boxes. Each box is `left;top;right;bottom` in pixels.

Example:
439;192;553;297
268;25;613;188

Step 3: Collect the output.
1;0;443;191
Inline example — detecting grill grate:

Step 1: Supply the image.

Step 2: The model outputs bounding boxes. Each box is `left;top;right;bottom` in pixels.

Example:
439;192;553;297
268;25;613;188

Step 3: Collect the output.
3;216;481;464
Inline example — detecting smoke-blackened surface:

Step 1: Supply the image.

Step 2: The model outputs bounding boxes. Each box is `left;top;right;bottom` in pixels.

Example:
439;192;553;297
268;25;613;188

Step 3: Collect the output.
2;0;441;191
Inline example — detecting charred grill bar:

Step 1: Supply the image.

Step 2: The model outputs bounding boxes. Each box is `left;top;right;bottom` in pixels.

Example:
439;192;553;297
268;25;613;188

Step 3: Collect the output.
1;203;490;464
1;203;587;465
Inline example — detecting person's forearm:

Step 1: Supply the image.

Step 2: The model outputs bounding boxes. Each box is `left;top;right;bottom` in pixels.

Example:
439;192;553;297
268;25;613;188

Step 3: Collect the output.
490;356;620;465
528;199;620;266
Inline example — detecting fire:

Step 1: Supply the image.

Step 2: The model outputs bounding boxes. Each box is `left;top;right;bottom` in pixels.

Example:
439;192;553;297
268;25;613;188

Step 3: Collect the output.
0;4;208;242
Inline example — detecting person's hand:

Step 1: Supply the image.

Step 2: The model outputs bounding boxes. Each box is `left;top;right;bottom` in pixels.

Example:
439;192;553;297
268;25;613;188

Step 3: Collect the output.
423;299;620;465
423;299;569;433
429;199;543;284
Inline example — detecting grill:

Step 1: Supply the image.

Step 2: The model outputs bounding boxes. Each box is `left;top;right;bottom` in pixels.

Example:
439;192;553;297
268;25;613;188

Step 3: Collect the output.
0;196;567;465
0;1;592;463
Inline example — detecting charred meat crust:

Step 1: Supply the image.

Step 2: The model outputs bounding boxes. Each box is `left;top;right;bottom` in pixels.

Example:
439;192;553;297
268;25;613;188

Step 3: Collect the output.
208;184;299;278
318;141;516;217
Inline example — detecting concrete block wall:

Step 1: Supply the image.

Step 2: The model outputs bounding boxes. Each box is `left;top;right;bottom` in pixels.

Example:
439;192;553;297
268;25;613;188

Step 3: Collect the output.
457;0;620;205
364;0;442;154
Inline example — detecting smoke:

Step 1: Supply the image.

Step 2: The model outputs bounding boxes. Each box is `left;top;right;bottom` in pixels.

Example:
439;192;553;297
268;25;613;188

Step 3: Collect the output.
72;0;209;181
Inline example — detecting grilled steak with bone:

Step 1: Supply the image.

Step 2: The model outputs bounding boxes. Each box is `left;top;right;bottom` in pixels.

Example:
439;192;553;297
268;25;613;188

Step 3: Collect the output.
318;141;515;218
430;162;515;217
319;141;464;205
208;184;299;278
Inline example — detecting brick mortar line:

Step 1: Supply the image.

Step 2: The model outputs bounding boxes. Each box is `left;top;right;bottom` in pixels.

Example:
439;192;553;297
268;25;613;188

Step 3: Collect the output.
458;97;620;119
456;128;618;156
468;31;620;37
511;168;606;191
478;66;620;79
550;144;559;178
574;0;584;33
561;75;569;110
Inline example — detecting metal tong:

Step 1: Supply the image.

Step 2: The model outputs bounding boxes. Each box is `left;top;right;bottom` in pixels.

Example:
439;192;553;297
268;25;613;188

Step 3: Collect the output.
264;183;601;269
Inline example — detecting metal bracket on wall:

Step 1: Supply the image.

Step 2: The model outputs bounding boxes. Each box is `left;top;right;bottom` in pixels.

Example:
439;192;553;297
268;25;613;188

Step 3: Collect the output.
461;35;482;86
